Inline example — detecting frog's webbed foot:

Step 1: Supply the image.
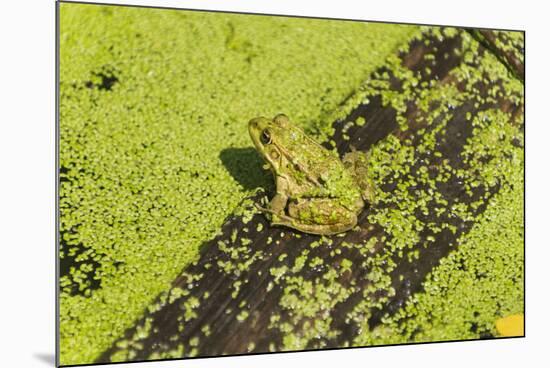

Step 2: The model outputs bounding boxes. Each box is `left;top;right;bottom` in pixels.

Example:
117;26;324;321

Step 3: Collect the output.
255;204;284;217
254;203;272;214
255;204;294;225
255;188;288;214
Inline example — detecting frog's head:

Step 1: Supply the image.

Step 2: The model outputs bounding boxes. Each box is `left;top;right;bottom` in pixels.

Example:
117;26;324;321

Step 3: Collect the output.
248;114;293;173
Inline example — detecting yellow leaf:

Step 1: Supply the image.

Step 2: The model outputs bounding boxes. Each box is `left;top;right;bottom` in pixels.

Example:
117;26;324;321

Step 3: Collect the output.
495;314;524;337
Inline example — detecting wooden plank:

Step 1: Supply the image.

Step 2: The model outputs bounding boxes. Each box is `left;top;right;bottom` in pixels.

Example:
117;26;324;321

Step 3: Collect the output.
469;29;524;81
97;27;524;363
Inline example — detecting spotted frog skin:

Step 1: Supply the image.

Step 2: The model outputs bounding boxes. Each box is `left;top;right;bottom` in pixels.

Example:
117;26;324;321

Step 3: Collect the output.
248;114;375;235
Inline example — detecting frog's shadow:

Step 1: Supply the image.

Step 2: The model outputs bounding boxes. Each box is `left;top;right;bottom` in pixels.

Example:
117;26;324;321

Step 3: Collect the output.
219;147;274;192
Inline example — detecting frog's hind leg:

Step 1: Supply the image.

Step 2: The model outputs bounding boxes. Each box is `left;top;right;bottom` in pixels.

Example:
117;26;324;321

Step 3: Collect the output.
263;208;357;235
286;199;358;235
342;150;376;203
257;205;356;235
288;220;357;236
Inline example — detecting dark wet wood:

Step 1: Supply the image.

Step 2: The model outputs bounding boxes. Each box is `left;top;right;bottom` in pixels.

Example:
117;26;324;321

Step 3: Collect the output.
469;29;524;81
97;28;524;363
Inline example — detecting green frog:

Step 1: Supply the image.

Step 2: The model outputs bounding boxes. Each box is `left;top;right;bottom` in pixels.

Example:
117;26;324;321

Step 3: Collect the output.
248;114;375;235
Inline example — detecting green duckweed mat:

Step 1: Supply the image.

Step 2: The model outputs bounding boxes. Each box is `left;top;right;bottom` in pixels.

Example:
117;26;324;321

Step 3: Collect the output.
58;3;419;364
90;26;524;362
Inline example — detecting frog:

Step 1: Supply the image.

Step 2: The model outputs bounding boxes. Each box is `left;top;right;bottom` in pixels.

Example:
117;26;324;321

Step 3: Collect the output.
248;113;375;235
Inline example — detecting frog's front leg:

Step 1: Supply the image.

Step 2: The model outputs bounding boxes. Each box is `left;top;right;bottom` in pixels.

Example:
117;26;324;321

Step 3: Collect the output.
257;175;289;216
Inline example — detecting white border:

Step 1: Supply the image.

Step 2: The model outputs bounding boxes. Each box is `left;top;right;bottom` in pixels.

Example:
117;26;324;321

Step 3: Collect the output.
1;1;547;367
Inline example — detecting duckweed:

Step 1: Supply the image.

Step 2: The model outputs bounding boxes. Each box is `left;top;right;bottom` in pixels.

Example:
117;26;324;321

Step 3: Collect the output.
264;26;523;350
59;3;523;363
342;27;524;346
355;157;523;344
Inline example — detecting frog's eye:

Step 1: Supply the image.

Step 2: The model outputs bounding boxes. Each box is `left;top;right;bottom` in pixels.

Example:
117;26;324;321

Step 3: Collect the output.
261;129;272;145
